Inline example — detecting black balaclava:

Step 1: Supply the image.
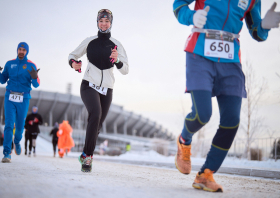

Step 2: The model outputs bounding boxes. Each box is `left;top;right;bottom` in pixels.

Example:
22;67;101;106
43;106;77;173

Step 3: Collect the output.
97;9;113;33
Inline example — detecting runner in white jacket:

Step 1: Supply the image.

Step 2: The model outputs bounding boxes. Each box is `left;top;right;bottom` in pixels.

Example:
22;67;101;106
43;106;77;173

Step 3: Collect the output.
68;9;129;173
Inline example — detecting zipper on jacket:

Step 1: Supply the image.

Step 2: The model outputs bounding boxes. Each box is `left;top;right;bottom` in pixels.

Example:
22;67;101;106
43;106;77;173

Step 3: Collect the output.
99;70;103;87
218;0;231;62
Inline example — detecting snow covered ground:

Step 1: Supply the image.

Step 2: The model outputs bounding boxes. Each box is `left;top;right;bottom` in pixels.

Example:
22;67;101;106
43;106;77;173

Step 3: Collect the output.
1;150;280;198
81;150;280;171
2;136;279;171
1;136;280;197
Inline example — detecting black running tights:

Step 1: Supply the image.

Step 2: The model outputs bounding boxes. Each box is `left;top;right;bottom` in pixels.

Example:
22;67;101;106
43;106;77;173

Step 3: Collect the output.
52;140;58;153
29;134;38;152
80;80;113;156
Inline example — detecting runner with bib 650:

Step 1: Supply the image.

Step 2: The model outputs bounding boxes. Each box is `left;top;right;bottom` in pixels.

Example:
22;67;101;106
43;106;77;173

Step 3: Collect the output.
173;1;280;192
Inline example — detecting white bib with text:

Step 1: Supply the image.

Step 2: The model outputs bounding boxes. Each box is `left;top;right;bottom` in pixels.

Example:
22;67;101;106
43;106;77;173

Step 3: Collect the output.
9;92;23;103
89;82;108;95
204;30;234;60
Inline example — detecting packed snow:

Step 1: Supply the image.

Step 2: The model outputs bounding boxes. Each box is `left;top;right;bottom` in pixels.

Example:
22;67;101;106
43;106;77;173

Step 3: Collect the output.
1;150;280;198
1;136;280;197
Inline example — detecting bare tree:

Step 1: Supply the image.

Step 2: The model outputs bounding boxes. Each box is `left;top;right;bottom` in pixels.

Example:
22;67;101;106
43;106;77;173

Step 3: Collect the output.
275;73;280;102
240;60;267;160
267;128;277;139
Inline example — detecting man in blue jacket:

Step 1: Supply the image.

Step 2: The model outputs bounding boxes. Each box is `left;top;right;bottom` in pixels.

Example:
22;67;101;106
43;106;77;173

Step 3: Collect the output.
1;42;40;163
173;1;280;192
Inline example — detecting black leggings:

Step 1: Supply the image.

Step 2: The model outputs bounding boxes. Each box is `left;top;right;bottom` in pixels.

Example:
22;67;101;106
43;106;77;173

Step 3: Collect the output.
29;133;38;152
80;80;113;155
52;140;58;153
24;132;29;151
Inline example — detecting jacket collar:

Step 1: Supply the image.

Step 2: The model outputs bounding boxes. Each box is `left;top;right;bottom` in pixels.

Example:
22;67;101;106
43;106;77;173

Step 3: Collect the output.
16;56;27;62
98;31;111;39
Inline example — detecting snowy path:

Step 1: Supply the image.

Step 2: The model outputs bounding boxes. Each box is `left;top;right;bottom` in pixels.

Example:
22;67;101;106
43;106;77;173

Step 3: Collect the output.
1;153;280;198
1;137;280;197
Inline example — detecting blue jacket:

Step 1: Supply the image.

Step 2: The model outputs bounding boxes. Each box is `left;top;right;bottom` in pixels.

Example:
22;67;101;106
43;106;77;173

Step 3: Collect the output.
0;42;40;99
173;0;269;63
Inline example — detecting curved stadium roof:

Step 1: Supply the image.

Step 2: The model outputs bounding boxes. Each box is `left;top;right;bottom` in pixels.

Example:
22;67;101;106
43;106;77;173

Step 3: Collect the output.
0;88;174;141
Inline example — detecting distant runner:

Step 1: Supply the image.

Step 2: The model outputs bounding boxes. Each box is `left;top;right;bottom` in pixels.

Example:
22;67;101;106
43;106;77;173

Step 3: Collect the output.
0;42;40;163
57;121;74;158
49;122;59;157
25;106;43;157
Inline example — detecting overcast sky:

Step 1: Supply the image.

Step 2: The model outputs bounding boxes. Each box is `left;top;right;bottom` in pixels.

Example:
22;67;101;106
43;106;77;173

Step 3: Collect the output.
0;0;279;138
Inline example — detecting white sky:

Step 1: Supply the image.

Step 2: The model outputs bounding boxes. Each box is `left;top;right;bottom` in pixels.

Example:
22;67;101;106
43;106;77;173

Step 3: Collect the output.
0;0;279;138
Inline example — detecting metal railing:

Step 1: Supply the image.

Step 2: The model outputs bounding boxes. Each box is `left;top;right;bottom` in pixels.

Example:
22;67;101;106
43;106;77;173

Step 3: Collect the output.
272;138;280;161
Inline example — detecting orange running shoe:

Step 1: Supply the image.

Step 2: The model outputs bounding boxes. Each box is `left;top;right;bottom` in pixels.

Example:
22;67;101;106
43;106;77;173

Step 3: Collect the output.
192;169;223;192
175;136;191;174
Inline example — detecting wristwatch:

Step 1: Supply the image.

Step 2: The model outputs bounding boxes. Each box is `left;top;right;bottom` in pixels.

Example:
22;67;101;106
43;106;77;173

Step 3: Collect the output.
115;58;120;64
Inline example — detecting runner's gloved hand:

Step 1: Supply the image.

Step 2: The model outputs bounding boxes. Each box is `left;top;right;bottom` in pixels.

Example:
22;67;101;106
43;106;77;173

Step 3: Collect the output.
193;6;210;29
262;2;280;29
70;59;82;73
28;66;39;79
110;46;118;64
0;67;3;72
34;118;39;123
29;120;33;125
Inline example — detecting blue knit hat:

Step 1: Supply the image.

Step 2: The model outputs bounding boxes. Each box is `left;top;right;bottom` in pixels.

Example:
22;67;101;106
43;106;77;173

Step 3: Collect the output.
32;106;38;114
17;42;29;57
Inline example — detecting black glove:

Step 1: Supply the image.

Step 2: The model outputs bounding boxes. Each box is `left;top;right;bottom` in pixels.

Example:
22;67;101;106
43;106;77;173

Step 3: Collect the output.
0;66;3;72
115;61;123;69
28;66;39;79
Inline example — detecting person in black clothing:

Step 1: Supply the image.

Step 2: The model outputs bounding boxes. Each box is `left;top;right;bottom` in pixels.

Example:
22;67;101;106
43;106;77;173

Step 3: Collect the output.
0;131;3;146
68;9;129;172
49;122;59;157
24;106;43;156
24;129;30;155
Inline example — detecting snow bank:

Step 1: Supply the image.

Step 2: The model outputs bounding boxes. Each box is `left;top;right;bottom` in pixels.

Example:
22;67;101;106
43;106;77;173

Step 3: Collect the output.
1;136;280;171
113;150;280;171
68;149;280;171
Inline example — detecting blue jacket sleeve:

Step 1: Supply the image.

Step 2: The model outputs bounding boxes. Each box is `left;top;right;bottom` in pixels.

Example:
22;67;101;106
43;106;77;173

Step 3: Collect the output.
31;78;40;88
245;0;269;42
0;62;9;84
173;0;195;26
30;63;40;88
